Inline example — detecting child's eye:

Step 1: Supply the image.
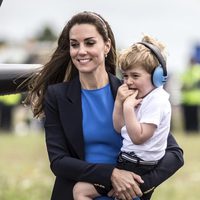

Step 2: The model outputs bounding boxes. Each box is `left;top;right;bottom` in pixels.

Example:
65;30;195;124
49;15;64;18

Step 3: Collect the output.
132;74;139;78
123;74;128;79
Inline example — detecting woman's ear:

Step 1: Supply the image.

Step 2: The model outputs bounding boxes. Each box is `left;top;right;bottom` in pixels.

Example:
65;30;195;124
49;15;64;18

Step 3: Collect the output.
104;38;111;55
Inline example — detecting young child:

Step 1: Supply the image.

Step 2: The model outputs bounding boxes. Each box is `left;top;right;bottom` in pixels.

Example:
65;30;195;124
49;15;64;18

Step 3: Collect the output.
112;34;170;200
73;34;171;200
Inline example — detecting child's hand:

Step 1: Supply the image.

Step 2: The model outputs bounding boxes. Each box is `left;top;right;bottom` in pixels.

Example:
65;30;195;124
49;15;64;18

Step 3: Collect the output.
124;90;142;108
116;84;134;103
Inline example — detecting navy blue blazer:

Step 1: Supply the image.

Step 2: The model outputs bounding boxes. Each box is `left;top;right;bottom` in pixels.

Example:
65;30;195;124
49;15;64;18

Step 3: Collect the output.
44;73;184;200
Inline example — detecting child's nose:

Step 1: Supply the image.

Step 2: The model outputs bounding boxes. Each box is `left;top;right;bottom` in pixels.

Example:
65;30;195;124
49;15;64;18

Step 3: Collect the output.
126;77;133;85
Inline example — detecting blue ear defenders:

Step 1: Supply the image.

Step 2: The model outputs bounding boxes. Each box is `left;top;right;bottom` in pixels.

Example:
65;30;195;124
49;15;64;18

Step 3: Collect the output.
138;42;168;87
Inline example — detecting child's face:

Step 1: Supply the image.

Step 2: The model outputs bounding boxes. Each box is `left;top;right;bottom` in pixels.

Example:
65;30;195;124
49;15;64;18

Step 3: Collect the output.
122;67;155;98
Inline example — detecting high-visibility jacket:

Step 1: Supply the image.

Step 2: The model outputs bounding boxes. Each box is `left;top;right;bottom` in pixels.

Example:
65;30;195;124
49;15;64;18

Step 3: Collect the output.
0;94;21;106
181;64;200;105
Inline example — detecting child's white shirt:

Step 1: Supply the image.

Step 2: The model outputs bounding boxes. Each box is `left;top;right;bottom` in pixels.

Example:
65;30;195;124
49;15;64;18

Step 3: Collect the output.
120;86;171;161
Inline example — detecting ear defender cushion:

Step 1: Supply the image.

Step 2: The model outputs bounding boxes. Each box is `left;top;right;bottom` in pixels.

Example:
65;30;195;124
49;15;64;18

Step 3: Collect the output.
152;65;167;87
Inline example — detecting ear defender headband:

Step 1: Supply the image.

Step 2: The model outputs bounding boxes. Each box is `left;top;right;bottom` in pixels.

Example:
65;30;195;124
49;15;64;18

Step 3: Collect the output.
138;42;168;87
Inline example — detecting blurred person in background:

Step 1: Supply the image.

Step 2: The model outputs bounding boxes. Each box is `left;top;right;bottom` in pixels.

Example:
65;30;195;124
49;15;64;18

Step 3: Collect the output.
180;44;200;133
25;11;184;200
0;93;21;132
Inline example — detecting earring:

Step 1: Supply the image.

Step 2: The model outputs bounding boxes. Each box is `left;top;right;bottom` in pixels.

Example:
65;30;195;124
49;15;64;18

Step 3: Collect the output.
105;54;107;58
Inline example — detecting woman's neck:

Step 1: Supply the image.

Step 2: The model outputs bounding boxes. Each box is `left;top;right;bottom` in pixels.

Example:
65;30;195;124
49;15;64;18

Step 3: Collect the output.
80;71;109;90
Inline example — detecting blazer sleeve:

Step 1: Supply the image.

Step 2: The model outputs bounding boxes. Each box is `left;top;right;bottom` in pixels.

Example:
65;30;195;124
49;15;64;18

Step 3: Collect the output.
140;133;184;194
43;86;114;190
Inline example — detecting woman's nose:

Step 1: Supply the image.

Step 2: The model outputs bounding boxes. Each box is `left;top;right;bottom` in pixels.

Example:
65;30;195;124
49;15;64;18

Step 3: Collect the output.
78;44;87;55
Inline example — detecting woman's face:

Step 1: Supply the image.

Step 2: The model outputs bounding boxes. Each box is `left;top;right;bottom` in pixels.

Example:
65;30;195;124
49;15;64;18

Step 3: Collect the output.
69;24;110;74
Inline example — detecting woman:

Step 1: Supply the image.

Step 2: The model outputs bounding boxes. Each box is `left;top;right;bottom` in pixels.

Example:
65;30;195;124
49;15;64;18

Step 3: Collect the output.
26;11;184;200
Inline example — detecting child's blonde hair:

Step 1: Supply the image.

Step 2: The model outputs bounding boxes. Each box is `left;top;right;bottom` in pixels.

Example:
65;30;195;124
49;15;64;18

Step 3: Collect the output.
118;34;167;74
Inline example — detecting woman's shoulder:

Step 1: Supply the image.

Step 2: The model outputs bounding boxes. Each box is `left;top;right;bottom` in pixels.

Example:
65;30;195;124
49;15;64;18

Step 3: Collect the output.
47;76;81;99
47;82;69;92
48;76;80;90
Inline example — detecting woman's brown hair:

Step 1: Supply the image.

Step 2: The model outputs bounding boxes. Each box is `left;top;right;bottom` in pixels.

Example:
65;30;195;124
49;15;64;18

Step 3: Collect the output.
25;11;117;118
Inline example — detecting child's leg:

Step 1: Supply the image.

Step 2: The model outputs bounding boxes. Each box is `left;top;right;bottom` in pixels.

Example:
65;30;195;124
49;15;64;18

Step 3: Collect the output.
73;182;101;200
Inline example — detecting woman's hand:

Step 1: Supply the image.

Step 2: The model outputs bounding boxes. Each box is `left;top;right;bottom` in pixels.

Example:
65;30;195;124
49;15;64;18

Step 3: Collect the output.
109;168;144;200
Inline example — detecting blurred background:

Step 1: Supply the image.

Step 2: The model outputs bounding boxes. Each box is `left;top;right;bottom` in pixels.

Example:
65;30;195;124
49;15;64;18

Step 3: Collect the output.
0;0;200;199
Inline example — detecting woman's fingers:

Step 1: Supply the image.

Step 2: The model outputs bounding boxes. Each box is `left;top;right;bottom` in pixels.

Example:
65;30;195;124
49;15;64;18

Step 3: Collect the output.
111;168;143;199
132;173;144;185
123;184;137;200
116;191;135;200
130;180;143;197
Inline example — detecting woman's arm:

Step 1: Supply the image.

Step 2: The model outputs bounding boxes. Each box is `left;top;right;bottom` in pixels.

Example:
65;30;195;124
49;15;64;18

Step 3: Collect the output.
140;133;184;194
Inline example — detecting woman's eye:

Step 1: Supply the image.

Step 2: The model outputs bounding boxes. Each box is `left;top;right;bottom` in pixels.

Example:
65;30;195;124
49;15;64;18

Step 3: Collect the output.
86;40;95;46
70;43;79;48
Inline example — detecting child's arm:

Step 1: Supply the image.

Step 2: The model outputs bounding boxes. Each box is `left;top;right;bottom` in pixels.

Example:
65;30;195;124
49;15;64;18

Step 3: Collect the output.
123;90;156;144
113;84;134;133
113;99;124;133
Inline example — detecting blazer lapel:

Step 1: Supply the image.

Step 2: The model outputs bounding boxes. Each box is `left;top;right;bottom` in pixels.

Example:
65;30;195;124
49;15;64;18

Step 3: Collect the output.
108;73;122;99
60;77;85;159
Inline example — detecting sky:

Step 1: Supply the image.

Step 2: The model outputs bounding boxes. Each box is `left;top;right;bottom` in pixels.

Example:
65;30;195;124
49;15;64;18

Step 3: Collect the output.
1;0;200;72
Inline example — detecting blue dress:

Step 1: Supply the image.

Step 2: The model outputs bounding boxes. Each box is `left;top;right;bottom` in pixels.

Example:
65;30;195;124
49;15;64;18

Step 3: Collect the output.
82;83;122;200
